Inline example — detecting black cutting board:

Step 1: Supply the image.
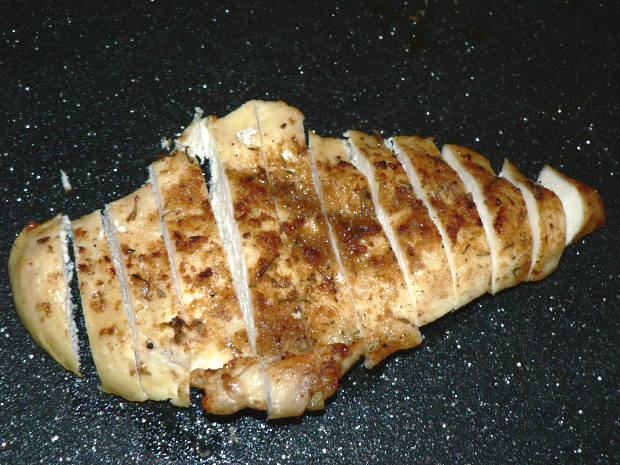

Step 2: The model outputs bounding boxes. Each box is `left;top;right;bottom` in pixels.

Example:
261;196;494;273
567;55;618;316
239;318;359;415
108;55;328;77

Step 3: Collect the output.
1;1;618;463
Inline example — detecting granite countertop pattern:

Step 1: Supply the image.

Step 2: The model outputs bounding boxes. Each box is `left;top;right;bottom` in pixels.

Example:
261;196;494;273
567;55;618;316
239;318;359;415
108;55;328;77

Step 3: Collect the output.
0;1;618;464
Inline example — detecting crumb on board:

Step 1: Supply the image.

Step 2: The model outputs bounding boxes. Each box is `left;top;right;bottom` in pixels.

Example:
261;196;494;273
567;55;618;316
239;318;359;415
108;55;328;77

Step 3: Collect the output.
60;169;72;193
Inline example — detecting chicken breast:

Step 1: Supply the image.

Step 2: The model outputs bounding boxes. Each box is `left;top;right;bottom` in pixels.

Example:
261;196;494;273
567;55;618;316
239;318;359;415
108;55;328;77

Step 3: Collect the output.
389;136;492;310
500;159;566;280
346;130;454;326
7;100;606;420
308;132;423;368
73;210;147;401
8;215;80;374
442;145;533;294
104;184;190;407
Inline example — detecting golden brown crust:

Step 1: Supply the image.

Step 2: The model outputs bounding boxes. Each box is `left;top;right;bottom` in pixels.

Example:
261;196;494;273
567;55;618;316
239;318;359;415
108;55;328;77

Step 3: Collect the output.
391;136;492;309
8;215;80;374
209;117;311;358
73;210;147;401
313;340;366;402
500;159;566;280
444;145;533;294
208;102;330;416
151;151;253;371
107;184;190;406
255;101;361;348
347;131;454;326
309;132;422;367
255;101;367;416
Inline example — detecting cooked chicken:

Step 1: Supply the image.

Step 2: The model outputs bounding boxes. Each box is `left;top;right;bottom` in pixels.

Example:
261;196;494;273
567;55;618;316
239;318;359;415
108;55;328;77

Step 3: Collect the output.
255;101;366;412
442;145;533;294
206;102;333;417
104;184;190;406
149;150;253;372
389;136;492;310
196;355;267;414
500;159;565;280
308;132;423;367
8;100;605;419
346;130;454;326
73;210;147;401
256;101;361;347
538;164;605;245
8;215;80;374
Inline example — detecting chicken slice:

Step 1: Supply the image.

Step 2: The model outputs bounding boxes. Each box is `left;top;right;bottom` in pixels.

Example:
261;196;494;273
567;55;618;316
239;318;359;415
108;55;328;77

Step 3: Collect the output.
500;159;566;280
538;164;605;246
346;131;454;326
72;210;147;401
308;132;423;368
204;102;333;418
255;101;365;391
389;136;492;310
8;215;80;374
104;184;190;407
149;150;253;373
442;145;533;294
174;105;267;415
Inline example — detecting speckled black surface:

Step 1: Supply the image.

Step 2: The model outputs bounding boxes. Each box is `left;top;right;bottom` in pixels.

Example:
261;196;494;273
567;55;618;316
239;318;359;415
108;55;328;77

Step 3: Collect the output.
1;1;618;464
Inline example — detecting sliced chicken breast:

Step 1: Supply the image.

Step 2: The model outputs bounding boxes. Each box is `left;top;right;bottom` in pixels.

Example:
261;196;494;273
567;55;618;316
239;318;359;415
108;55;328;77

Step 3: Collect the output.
255;100;365;397
442;145;533;294
149;150;253;372
538;164;605;246
8;215;80;374
346;130;454;326
7;100;607;420
176;104;266;415
205;102;329;417
389;136;492;310
104;183;190;407
72;210;147;401
308;132;423;368
500;159;566;280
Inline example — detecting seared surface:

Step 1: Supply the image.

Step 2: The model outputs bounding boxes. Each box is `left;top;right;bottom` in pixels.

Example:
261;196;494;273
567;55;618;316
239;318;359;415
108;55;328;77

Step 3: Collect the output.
106;184;190;406
256;101;361;349
256;101;366;413
391;136;492;310
443;145;533;294
208;103;335;417
309;132;422;368
500;159;566;280
208;104;311;360
150;151;252;371
347;131;454;326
